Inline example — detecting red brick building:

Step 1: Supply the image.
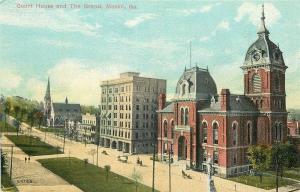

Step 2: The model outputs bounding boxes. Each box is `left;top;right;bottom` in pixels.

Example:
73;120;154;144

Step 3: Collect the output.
157;6;288;177
287;120;300;136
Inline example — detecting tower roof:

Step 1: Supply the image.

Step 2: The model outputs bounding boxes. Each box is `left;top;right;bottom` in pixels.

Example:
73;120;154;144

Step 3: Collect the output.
257;4;270;35
174;66;217;101
44;77;51;100
242;4;285;68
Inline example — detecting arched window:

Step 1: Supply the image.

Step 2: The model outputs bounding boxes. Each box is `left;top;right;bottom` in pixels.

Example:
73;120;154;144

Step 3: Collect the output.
213;122;218;145
180;108;184;125
232;122;238;146
182;84;186;95
184;108;189;125
252;74;262;93
163;121;168;138
274;75;280;91
171;121;174;139
247;122;252;145
275;122;282;141
202;122;208;143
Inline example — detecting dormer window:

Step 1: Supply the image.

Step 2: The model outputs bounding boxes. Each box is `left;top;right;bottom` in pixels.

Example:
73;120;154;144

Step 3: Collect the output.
182;84;186;95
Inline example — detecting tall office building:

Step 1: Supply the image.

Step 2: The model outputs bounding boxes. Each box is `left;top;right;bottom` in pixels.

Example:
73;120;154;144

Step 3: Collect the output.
99;72;166;153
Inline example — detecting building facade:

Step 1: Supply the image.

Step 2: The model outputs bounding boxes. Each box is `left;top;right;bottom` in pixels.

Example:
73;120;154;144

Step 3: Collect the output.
43;78;81;128
288;120;300;137
157;5;288;178
100;72;166;154
78;113;97;143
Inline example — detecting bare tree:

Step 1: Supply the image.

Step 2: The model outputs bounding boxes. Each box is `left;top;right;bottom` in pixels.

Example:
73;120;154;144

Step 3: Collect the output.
104;165;111;182
131;166;143;192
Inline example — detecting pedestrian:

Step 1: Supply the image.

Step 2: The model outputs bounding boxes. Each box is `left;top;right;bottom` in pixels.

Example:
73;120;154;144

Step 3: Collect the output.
28;156;30;162
25;157;27;163
234;184;237;191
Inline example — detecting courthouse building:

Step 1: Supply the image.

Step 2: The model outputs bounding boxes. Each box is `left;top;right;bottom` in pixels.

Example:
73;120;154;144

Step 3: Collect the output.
99;72;166;153
157;5;288;177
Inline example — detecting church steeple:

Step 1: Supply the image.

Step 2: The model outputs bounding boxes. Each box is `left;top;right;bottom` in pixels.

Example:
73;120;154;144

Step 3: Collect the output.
45;77;51;100
257;4;270;36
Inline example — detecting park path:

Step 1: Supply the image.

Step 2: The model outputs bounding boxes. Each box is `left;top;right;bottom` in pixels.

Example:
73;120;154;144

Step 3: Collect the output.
1;135;82;192
5;115;300;192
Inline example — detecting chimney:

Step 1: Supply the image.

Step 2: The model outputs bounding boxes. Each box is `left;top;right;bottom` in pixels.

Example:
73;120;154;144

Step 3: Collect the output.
221;89;230;111
158;93;166;110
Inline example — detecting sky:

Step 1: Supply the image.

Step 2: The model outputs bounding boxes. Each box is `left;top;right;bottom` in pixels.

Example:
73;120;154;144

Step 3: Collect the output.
0;0;299;108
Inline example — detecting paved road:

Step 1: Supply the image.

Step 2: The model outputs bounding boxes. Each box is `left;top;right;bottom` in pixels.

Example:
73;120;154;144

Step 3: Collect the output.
1;135;82;192
4;116;300;192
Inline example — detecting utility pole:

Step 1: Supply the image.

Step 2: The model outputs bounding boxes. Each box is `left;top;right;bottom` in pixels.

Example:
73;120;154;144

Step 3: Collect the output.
10;146;13;180
85;127;87;147
152;134;156;192
63;119;67;153
275;140;279;192
168;144;172;192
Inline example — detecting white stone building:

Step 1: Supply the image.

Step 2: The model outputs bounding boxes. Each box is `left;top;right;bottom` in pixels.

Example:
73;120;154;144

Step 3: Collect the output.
99;72;166;154
78;113;97;143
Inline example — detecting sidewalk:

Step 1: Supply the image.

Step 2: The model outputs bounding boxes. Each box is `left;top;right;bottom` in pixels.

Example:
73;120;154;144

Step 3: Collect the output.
1;135;82;192
5;116;300;192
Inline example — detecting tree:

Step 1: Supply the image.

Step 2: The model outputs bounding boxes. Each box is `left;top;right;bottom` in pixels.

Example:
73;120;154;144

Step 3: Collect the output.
20;107;27;121
104;165;111;182
247;144;271;183
14;105;21;120
1;150;8;173
131;166;143;192
4;99;12;132
88;149;96;164
271;143;298;177
34;111;43;129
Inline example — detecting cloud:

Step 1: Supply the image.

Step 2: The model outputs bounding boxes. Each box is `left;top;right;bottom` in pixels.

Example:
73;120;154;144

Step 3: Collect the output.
0;68;22;90
235;3;281;26
25;78;46;101
170;3;220;16
37;38;77;48
199;36;209;42
0;8;101;36
210;20;230;36
124;14;156;28
46;59;129;105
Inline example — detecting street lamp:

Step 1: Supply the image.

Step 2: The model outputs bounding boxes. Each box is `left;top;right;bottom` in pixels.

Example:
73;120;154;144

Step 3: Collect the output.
207;156;216;192
274;139;280;192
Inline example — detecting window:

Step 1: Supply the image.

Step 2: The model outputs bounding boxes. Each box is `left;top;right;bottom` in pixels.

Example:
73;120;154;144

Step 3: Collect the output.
213;122;218;145
213;150;218;164
252;74;262;93
136;105;139;111
247;122;252;145
203;149;207;162
184;108;189;125
232;122;238;146
163;121;168;138
180;108;184;125
203;122;208;143
275;122;283;141
171;121;174;139
274;75;280;91
182;84;186;95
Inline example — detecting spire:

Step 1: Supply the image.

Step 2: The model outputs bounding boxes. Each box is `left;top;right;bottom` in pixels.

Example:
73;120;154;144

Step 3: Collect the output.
45;77;51;99
257;4;269;36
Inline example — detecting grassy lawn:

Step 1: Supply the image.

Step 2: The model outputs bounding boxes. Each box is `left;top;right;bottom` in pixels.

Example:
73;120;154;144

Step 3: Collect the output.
0;121;17;132
268;167;300;181
229;174;295;190
38;157;157;192
37;127;63;133
1;172;17;191
6;135;63;156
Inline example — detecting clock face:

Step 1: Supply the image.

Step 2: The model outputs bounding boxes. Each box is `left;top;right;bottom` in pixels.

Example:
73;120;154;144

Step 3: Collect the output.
253;53;260;61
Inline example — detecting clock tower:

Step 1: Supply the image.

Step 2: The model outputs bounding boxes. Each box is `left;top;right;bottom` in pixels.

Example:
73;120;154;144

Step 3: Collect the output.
241;5;288;143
